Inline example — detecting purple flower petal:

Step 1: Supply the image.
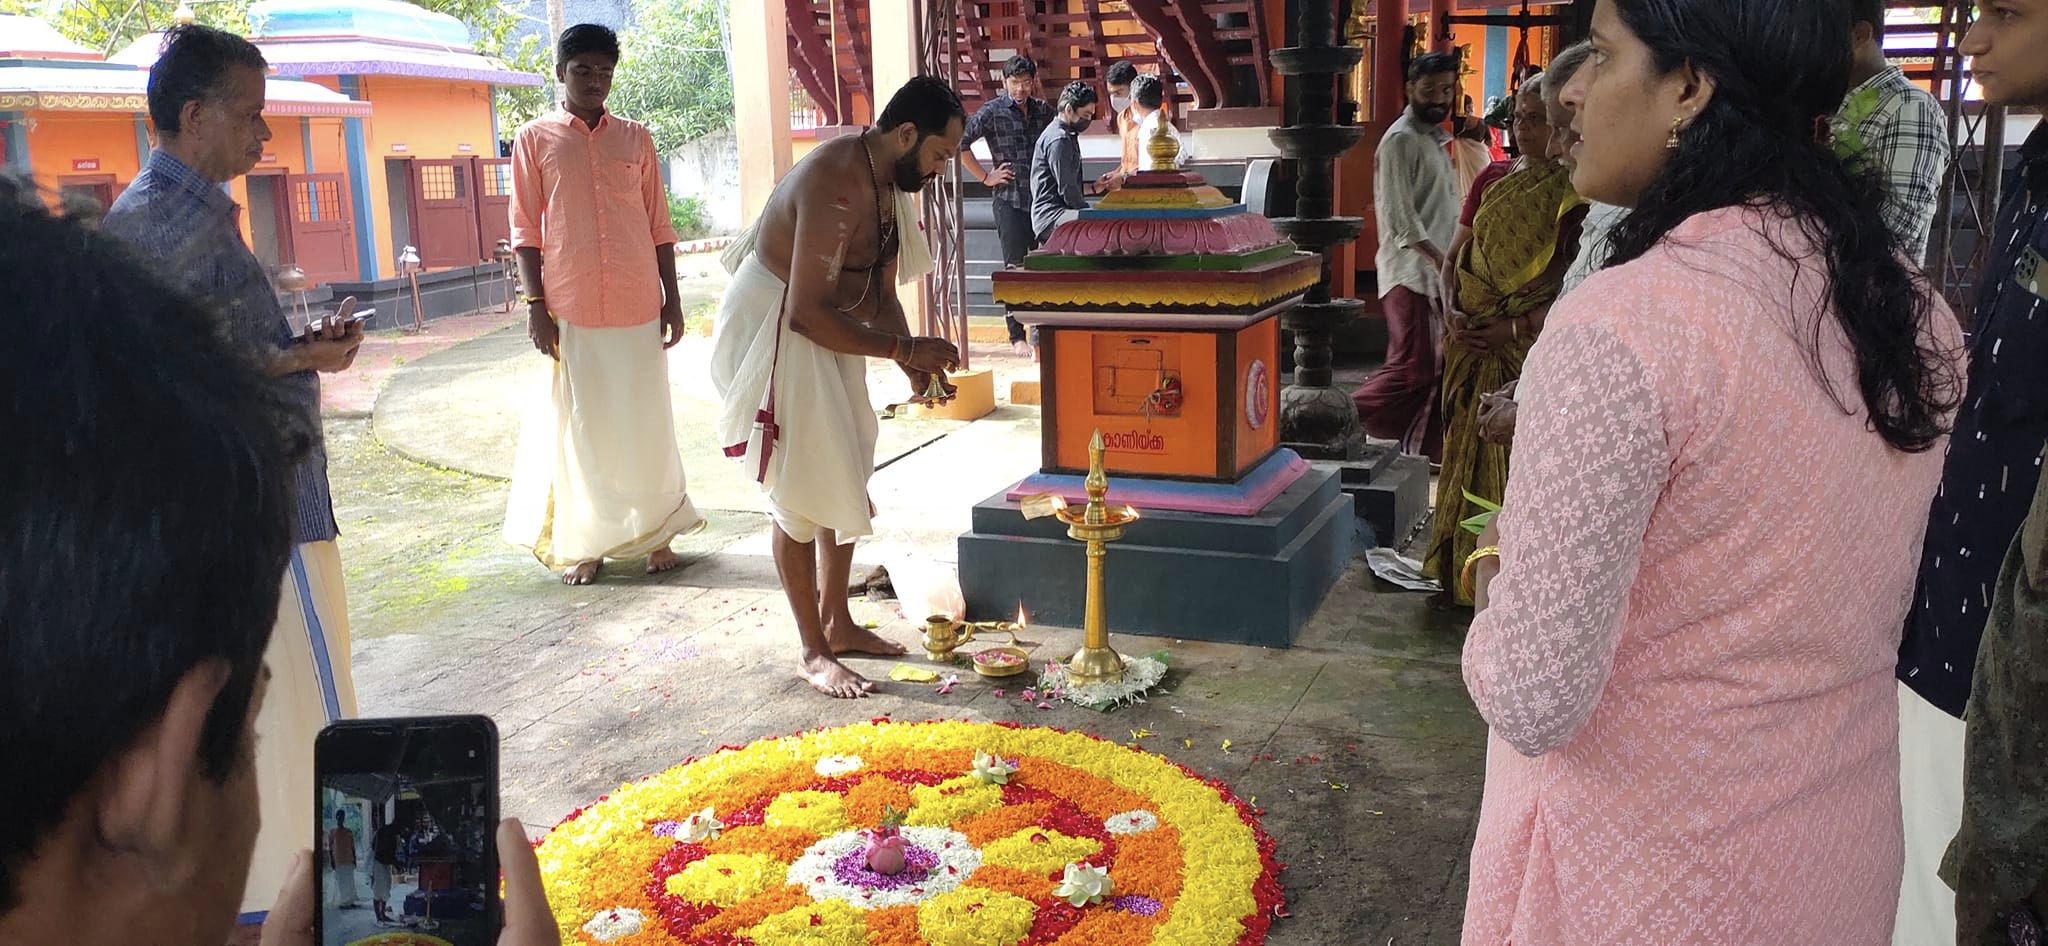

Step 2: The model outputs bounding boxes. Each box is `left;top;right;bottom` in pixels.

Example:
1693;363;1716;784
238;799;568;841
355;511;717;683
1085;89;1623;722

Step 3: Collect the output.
1109;894;1163;917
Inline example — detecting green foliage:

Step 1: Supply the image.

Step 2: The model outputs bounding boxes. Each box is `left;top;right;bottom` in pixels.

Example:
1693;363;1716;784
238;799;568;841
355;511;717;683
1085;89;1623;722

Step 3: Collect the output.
1458;491;1501;536
669;194;708;240
605;0;734;156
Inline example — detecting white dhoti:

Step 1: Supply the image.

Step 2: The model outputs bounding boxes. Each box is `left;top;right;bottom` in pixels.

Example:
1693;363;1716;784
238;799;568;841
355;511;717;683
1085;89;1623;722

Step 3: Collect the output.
710;253;879;544
241;540;357;920
504;319;705;566
1894;680;1964;946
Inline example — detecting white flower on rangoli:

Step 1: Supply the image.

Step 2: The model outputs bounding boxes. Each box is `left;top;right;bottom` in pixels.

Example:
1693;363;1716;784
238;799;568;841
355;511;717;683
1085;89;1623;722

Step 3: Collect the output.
814;754;864;777
580;906;645;941
1052;861;1114;907
969;750;1017;785
1104;810;1159;835
680;806;723;842
785;827;983;909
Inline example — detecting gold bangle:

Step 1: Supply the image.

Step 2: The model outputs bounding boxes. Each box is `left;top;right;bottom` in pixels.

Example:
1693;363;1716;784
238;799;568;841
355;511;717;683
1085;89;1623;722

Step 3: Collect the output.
1461;545;1502;597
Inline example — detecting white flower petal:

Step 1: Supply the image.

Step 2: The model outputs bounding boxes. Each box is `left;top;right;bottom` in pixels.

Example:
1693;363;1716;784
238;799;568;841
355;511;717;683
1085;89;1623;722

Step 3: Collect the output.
814;754;864;777
1104;809;1159;835
580;906;645;942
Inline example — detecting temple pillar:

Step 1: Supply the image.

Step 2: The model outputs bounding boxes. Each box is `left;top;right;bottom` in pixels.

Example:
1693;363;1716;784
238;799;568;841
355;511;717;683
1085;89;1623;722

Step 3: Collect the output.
1269;0;1366;459
730;0;792;228
866;0;929;333
1370;0;1405;123
1429;0;1454;52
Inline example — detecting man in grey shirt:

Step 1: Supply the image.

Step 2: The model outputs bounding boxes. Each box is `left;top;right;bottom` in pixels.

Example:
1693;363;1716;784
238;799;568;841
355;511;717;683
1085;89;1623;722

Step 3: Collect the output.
1031;81;1103;242
1352;51;1459;463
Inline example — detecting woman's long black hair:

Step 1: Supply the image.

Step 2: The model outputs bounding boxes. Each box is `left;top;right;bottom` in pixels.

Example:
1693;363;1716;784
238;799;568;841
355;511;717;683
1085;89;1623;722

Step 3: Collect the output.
1602;0;1959;453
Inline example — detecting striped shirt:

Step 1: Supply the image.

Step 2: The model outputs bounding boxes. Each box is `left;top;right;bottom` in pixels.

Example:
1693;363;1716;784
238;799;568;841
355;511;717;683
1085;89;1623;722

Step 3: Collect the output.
104;150;337;544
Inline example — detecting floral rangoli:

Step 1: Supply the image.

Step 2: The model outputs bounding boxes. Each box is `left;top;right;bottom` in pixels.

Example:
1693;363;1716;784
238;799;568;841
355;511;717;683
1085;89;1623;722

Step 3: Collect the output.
537;720;1282;945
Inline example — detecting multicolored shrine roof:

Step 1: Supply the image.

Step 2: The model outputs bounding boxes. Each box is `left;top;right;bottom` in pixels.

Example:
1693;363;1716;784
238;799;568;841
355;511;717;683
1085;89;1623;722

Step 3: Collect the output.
0;57;372;116
232;0;542;87
991;124;1319;315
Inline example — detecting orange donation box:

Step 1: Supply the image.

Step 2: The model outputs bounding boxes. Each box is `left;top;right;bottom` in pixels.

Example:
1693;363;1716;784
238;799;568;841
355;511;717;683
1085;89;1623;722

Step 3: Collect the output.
992;162;1319;484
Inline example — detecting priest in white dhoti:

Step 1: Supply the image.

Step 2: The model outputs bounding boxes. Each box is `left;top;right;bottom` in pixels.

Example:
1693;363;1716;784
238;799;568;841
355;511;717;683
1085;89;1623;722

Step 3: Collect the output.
713;77;967;698
503;24;704;585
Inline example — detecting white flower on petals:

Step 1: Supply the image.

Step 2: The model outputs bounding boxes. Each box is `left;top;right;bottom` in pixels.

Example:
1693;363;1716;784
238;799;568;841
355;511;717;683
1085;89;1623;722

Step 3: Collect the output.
580;906;646;941
969;750;1018;785
680;806;723;842
1104;810;1159;835
815;754;864;777
1052;861;1114;907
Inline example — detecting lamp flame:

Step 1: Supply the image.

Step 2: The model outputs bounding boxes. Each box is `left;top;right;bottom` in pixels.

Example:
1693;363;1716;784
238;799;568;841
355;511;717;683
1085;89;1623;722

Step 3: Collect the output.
1016;605;1029;629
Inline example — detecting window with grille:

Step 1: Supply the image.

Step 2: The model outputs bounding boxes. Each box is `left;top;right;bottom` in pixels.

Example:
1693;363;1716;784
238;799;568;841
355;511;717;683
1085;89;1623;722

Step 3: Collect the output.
419;163;466;201
480;161;512;198
295;180;340;222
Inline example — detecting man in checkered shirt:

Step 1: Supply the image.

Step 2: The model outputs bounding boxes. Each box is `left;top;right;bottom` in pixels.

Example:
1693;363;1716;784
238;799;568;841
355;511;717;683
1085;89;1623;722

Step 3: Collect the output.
1836;0;1953;265
101;24;363;931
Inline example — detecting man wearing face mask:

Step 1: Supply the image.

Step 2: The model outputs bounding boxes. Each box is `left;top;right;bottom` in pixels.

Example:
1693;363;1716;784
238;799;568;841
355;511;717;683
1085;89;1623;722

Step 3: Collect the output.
1031;81;1103;243
1352;51;1460;464
1099;61;1139;193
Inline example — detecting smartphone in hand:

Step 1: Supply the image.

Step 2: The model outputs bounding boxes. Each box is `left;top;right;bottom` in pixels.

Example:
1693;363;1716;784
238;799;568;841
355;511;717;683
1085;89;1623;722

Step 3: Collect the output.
298;296;371;343
315;716;500;946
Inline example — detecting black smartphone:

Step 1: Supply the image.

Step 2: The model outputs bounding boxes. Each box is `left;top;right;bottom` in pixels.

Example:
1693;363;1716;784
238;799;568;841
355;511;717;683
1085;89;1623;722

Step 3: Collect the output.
314;716;500;946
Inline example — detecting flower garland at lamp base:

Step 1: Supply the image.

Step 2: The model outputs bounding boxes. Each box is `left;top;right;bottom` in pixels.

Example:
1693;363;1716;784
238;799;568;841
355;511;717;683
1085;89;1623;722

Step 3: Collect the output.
536;720;1283;946
1036;654;1170;711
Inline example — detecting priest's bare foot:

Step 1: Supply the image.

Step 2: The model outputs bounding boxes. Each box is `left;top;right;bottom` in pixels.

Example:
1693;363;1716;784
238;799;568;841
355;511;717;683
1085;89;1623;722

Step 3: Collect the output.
562;560;600;585
646;546;682;574
824;612;909;656
801;652;875;698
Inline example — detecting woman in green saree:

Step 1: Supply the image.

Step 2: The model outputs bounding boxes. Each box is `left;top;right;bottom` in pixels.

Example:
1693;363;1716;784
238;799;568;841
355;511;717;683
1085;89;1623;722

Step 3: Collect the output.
1425;75;1588;607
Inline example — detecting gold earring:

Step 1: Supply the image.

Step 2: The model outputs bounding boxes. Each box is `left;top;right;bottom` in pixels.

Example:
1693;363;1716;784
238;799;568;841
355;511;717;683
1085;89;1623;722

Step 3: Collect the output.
1667;116;1683;149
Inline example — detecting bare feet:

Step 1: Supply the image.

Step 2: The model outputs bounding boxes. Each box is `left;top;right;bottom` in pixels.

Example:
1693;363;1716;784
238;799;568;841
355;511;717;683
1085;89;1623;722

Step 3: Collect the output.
646;546;683;575
562;560;600;585
824;612;909;656
802;651;875;698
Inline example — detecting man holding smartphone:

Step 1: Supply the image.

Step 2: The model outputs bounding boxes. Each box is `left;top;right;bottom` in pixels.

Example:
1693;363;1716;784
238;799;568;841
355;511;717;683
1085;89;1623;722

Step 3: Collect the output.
102;23;363;932
957;55;1052;355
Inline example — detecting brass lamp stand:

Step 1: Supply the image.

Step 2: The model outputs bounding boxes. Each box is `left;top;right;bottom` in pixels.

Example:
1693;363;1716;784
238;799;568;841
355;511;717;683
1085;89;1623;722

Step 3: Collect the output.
1052;430;1140;686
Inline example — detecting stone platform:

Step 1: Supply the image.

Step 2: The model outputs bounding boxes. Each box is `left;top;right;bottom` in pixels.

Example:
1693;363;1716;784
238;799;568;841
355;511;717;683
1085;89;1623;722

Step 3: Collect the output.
957;464;1353;648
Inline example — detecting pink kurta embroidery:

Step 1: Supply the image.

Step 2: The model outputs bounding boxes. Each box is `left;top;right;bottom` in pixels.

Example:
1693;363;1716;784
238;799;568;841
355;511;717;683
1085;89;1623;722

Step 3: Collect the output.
1462;206;1965;945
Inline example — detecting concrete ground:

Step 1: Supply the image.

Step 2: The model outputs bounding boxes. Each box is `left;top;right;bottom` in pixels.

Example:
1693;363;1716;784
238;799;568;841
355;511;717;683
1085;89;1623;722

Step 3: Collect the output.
331;253;1484;944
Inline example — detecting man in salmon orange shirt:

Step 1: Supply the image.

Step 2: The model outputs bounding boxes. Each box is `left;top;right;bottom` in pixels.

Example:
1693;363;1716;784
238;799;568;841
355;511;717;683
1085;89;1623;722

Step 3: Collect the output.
503;23;705;586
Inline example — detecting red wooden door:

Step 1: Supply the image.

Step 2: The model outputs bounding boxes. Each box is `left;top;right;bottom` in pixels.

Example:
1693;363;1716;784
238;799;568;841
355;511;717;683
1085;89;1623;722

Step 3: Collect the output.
474;157;512;253
284;172;358;287
409;158;483;268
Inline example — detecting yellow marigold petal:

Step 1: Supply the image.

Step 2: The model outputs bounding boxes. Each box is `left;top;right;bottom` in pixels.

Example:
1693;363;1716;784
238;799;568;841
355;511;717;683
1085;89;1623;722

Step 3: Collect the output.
763;790;849;836
662;852;784;908
741;898;869;946
906;776;1003;827
980;827;1104;878
916;886;1038;946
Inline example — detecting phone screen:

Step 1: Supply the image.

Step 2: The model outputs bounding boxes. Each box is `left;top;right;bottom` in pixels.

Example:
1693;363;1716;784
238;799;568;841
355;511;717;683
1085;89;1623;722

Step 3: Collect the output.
315;716;500;946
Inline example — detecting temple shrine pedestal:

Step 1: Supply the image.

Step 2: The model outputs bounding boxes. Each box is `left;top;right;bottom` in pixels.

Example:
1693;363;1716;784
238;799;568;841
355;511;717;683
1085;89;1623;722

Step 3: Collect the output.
956;137;1355;648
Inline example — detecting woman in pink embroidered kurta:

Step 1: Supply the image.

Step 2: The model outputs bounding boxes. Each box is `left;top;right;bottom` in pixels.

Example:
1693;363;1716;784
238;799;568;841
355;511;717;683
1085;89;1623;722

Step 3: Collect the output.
1459;2;1966;944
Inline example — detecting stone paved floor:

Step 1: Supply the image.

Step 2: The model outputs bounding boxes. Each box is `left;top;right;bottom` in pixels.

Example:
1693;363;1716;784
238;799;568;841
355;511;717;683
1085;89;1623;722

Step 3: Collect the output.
333;269;1484;944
